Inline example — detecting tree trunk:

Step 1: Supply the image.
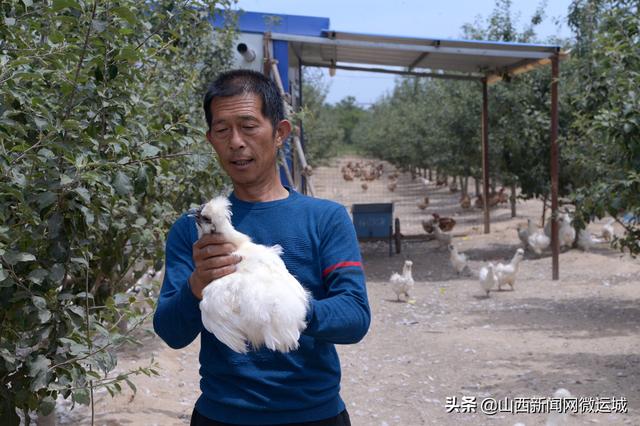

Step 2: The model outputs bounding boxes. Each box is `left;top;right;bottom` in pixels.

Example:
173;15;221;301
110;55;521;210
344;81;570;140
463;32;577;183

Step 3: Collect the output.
428;168;432;181
474;177;480;196
510;182;517;218
541;194;548;227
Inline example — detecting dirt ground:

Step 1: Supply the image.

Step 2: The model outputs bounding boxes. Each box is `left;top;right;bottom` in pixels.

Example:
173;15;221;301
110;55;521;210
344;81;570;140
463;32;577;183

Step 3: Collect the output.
57;156;639;426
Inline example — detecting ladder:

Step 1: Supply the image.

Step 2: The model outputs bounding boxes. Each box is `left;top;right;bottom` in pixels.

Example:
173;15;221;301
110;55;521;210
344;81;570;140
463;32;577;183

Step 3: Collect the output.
263;34;316;197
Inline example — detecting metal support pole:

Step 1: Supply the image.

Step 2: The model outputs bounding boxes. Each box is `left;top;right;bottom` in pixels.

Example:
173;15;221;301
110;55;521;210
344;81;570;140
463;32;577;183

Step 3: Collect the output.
550;53;560;280
481;78;490;234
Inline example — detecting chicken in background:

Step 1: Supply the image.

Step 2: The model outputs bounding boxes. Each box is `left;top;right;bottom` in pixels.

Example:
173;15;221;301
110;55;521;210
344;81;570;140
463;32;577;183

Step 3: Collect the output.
602;218;616;242
517;219;534;250
528;222;551;256
433;223;453;249
421;217;435;234
577;228;595;251
417;196;430;210
390;260;414;302
460;193;471;209
195;196;310;354
432;213;456;232
478;263;498;297
495;248;525;291
361;182;368;192
448;244;469;275
544;212;576;250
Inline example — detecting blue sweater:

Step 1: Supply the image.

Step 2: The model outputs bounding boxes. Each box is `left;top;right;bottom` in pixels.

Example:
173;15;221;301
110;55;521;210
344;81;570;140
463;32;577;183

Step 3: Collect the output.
153;189;370;424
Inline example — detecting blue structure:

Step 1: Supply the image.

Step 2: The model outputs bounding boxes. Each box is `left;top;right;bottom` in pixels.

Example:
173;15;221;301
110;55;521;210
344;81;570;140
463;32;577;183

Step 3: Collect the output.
213;11;330;191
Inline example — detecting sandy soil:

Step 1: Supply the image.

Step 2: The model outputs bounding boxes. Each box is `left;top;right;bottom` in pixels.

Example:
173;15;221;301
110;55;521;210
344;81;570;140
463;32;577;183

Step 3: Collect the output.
57;156;639;426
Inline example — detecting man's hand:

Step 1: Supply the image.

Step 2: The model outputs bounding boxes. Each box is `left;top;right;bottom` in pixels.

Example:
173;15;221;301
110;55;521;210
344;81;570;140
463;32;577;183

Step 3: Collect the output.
190;233;241;300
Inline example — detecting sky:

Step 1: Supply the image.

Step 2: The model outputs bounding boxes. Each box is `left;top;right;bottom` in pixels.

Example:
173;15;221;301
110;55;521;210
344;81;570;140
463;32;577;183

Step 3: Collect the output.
232;0;575;105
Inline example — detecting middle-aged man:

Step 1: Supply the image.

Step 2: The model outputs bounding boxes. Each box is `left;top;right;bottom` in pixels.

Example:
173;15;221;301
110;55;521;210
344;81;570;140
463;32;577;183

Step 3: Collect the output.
153;69;371;426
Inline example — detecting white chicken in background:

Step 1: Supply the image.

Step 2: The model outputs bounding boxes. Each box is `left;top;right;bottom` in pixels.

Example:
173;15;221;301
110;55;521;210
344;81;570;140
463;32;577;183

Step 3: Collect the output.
602;218;616;242
195;196;310;354
527;221;551;256
545;388;573;426
448;244;469;275
478;263;498;297
495;248;524;290
390;260;414;302
433;224;452;249
558;213;576;249
517;219;534;249
577;228;595;251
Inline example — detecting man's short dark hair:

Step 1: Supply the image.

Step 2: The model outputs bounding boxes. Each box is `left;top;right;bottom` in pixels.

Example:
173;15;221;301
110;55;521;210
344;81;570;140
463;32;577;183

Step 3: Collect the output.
203;69;285;133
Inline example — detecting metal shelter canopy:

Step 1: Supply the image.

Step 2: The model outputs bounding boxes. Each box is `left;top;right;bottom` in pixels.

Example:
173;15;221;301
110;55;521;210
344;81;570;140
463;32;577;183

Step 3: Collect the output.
271;30;561;82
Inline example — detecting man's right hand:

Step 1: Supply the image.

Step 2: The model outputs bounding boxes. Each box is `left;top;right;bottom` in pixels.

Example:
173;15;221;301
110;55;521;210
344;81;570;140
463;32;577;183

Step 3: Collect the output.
190;233;241;300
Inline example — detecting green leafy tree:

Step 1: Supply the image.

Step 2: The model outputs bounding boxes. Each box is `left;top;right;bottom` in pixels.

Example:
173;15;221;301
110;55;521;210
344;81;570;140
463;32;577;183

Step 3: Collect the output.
566;0;640;254
0;0;235;423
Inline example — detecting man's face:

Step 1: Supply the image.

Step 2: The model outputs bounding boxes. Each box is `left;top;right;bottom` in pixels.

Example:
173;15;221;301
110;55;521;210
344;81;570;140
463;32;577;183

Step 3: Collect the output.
206;93;289;188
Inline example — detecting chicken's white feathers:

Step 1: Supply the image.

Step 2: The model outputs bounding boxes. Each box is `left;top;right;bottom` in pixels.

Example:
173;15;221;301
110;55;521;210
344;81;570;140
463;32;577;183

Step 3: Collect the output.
602;219;615;242
433;224;452;248
577;228;595;251
197;196;310;353
448;244;468;275
495;248;524;290
558;213;576;248
527;227;550;255
390;260;414;302
479;263;497;296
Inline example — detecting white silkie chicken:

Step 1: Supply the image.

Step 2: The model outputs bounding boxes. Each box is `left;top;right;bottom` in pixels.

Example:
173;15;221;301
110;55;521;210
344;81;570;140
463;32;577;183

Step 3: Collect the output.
495;248;524;290
545;388;573;426
478;263;498;297
558;213;576;249
195;196;310;353
448;244;468;275
517;219;533;249
577;228;595;251
433;224;452;249
390;260;414;302
602;218;616;242
527;223;550;256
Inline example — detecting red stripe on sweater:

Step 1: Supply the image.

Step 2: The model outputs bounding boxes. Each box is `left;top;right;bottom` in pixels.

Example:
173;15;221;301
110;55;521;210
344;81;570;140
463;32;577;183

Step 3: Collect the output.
322;261;363;278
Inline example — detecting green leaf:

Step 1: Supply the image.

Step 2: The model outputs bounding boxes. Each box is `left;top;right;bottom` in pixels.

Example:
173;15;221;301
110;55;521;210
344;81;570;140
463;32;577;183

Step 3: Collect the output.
49;264;65;283
28;355;51;392
72;388;90;405
38;396;56;416
52;0;81;11
111;6;136;25
0;267;7;281
117;46;139;63
74;187;91;203
3;251;36;265
49;30;65;43
91;19;107;33
28;269;49;284
60;174;73;186
70;257;88;267
141;144;161;158
113;171;133;195
34;116;48;130
124;378;137;394
37;191;57;209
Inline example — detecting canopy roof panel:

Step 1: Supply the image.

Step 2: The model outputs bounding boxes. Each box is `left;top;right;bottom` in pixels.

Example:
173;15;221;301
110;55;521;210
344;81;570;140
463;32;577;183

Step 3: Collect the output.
272;30;563;81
